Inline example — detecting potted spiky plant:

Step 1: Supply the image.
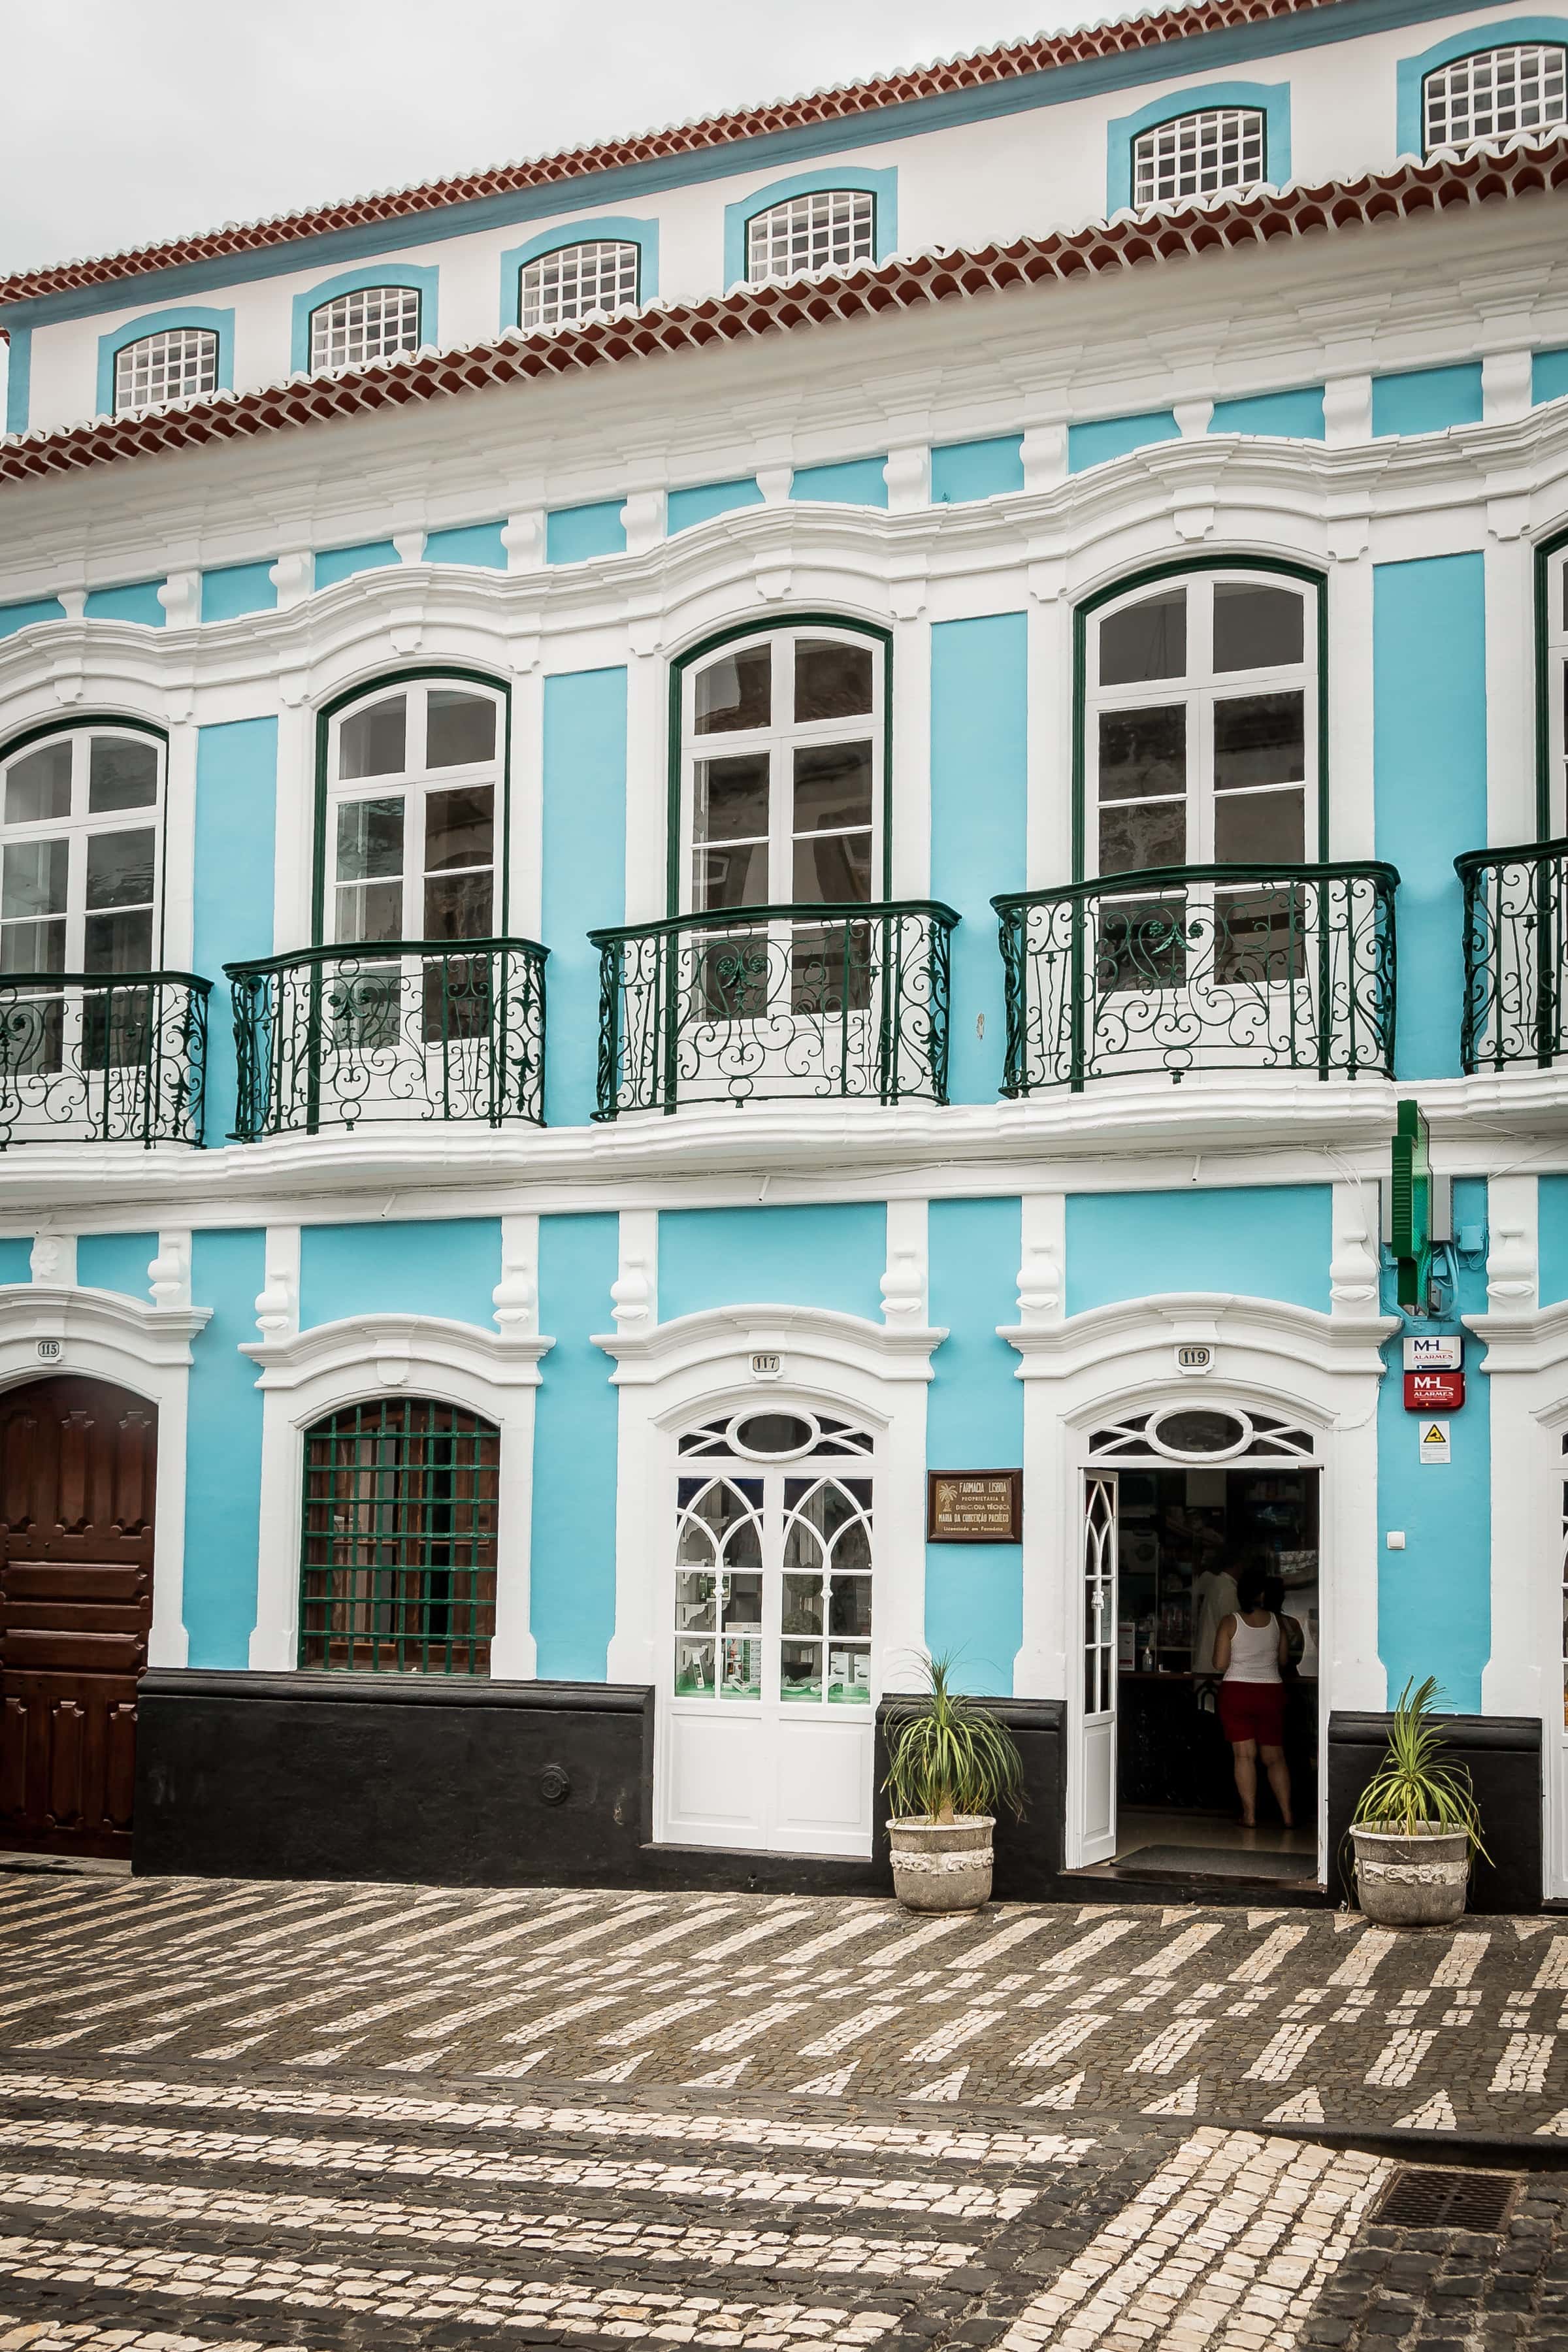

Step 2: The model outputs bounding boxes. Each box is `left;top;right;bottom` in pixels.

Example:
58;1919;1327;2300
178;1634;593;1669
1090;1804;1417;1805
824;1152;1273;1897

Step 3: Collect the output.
1349;1676;1487;1927
882;1654;1025;1914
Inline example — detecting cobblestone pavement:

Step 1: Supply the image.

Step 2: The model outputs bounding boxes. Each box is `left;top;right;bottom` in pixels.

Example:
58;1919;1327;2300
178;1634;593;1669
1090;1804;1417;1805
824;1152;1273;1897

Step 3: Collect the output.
0;1872;1565;2347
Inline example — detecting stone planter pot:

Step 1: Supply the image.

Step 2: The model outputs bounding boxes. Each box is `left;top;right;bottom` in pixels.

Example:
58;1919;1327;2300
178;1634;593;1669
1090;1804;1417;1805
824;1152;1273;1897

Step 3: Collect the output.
888;1815;994;1913
1350;1823;1470;1927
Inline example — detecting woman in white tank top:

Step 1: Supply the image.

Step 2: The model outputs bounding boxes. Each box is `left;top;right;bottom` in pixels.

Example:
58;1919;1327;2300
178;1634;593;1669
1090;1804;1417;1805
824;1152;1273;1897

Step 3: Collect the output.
1213;1565;1294;1829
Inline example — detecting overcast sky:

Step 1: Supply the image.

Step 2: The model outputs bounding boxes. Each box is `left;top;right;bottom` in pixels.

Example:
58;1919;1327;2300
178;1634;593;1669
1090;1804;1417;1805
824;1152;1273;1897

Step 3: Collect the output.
2;1;1096;276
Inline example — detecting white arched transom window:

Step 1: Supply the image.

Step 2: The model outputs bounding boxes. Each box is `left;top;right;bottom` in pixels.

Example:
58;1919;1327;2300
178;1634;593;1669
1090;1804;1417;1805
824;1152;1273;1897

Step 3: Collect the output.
112;328;218;415
745;189;874;284
309;285;422;373
1131;107;1266;205
325;679;504;945
519;240;639;331
1424;42;1566;153
680;627;884;912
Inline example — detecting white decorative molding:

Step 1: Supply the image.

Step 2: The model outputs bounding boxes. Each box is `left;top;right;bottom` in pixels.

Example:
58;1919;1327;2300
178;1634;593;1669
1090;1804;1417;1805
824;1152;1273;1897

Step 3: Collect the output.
148;1230;191;1311
1173;398;1214;439
1485;1173;1537;1310
883;447;930;513
0;1281;212;1670
243;1311;552;1680
253;1224;301;1341
1000;1290;1395;1381
621;491;666;556
1482;348;1533;427
30;1232;74;1287
1173;502;1215;541
612;1206;657;1328
502;511;544;572
494;1211;540;1333
881;1198;928;1326
595;1302;945;1384
1017;1192;1065;1327
56;589;87;623
754;566;793;602
1330;1179;1380;1314
1020;423;1067;493
755;465;793;506
391;529;427;566
1323;374;1372;446
157;571;200;630
268;551;312;610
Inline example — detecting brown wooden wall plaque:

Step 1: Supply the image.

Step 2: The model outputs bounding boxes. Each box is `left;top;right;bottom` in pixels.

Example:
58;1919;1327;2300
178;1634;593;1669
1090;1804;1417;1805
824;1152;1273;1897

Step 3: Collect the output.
926;1469;1022;1543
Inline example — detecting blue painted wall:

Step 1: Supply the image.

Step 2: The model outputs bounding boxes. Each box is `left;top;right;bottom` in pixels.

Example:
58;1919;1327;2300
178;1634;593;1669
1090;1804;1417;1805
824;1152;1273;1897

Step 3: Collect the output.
1372;552;1487;1081
659;1203;887;1322
1068;411;1179;473
532;1212;619;1680
426;522;507;569
0;1239;32;1284
667;478;764;534
1210;387;1325;438
200;563;276;623
932;436;1025;503
193;717;277;1143
546;502;627;564
77;1233;155;1298
314;541;399;591
184;1228;266;1668
299;1218;500;1328
1534;347;1568;407
84;580;164;627
542;666;627;1127
1538;1175;1568;1306
1371;363;1483;438
930;612;1028;1105
1376;1178;1490;1711
0;598;65;640
789;459;888;508
924;1198;1024;1695
1065;1184;1332;1315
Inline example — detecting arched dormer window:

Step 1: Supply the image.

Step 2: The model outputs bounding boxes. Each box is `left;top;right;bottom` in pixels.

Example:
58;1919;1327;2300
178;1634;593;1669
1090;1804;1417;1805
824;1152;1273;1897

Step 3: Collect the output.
519;239;640;332
1131;106;1266;205
745;189;874;284
113;327;218;415
1423;41;1566;152
309;284;422;373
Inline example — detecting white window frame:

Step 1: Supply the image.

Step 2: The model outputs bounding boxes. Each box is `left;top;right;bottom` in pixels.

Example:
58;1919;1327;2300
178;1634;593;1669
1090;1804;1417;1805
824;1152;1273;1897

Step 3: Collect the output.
112;328;218;415
678;626;886;915
1423;42;1567;154
519;240;640;332
745;189;875;284
1084;569;1318;884
323;679;507;947
0;726;166;977
1130;106;1266;206
1543;546;1568;838
308;285;422;374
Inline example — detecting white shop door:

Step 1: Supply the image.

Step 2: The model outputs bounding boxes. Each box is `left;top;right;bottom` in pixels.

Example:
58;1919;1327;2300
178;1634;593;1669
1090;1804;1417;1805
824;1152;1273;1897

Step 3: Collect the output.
1074;1471;1119;1866
659;1407;877;1857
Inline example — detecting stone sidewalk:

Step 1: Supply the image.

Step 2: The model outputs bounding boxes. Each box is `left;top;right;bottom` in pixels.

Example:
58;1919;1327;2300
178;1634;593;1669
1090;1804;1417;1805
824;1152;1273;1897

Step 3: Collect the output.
0;1871;1565;2347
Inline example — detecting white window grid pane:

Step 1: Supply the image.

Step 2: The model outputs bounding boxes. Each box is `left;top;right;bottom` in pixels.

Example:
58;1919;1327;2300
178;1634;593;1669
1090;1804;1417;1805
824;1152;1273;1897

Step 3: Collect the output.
1131;108;1266;206
519;240;640;332
1424;44;1567;152
746;190;875;284
112;329;218;415
309;286;422;374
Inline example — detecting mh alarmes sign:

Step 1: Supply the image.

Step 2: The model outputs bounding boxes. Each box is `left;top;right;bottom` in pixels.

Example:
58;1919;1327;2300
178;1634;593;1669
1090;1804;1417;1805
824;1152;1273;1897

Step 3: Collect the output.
1403;1333;1464;1413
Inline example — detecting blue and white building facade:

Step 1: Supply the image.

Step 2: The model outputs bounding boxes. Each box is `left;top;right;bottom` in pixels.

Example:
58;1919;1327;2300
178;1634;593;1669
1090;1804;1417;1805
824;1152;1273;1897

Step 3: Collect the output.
3;0;1568;1902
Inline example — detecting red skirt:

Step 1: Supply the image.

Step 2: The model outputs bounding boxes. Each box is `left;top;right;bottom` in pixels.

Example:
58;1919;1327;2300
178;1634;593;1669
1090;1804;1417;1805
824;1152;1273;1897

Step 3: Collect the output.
1218;1680;1286;1746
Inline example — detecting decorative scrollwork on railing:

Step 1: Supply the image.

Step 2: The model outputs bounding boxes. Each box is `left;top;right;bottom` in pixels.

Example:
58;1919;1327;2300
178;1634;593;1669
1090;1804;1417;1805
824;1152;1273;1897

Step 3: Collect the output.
1457;840;1568;1073
0;972;208;1148
993;862;1399;1094
225;939;548;1139
590;902;957;1117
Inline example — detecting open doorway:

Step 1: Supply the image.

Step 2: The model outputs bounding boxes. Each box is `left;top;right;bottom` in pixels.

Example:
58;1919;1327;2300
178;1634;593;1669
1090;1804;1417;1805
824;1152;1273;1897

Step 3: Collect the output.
1073;1403;1320;1887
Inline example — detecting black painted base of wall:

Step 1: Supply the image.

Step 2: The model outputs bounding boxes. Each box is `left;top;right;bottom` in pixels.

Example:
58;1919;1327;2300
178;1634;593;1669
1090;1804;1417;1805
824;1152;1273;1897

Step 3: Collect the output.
1326;1710;1543;1915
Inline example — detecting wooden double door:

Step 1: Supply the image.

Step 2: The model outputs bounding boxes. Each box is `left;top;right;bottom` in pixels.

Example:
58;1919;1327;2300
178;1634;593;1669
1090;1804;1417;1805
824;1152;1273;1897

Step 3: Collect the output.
0;1377;156;1856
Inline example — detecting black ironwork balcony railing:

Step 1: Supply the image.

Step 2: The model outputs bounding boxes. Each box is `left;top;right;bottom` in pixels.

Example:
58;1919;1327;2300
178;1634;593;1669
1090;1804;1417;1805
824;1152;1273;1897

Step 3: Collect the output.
0;971;208;1147
1457;838;1568;1073
591;900;958;1117
994;861;1399;1094
226;938;547;1140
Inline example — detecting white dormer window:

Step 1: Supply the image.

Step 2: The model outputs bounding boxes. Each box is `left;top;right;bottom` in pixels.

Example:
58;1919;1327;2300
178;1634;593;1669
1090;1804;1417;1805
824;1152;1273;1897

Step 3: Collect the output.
1131;107;1266;206
308;285;422;373
112;328;218;415
519;240;640;333
745;189;874;284
1423;43;1567;152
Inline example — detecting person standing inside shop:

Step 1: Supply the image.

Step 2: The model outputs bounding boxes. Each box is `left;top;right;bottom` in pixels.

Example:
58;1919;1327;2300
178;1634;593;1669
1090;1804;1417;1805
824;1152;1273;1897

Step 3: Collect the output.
1213;1565;1294;1829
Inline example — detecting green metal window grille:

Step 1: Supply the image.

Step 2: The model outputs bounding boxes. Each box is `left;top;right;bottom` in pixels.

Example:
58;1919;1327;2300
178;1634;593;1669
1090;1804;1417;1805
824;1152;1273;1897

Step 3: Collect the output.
299;1397;499;1674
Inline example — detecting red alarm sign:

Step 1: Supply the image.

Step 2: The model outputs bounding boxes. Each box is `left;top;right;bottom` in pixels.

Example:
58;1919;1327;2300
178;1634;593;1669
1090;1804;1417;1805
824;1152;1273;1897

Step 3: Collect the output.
1405;1369;1465;1411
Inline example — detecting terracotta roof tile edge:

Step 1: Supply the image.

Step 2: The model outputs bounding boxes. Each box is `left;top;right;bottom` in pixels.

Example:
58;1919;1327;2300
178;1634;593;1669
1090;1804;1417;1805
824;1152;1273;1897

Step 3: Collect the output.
3;129;1561;495
0;0;1330;306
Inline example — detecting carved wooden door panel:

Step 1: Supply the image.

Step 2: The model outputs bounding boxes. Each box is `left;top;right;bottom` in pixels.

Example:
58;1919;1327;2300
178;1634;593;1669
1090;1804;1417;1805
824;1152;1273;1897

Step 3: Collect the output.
0;1378;156;1856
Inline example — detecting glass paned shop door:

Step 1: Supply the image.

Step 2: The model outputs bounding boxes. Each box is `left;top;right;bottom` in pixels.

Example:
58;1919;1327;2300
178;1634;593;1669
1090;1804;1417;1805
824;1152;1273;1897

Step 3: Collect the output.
1075;1471;1119;1865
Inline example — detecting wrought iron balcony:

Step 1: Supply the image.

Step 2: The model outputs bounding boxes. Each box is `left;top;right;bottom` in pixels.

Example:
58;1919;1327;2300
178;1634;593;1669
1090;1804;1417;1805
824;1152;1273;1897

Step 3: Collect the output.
994;861;1398;1094
591;900;958;1117
0;971;208;1147
1457;839;1568;1072
226;938;547;1140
